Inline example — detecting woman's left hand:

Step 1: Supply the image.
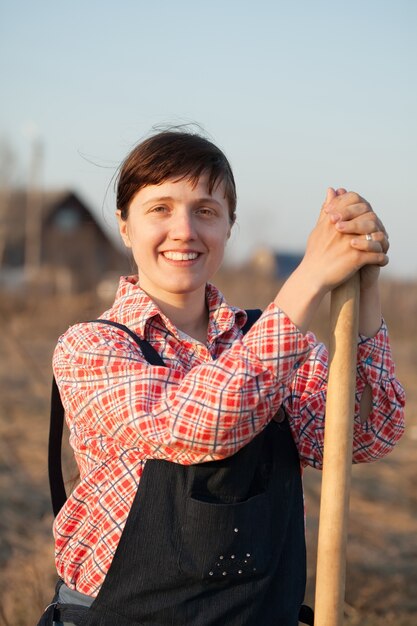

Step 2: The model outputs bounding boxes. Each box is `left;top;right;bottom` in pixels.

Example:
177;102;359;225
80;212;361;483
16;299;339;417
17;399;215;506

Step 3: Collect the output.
323;188;389;291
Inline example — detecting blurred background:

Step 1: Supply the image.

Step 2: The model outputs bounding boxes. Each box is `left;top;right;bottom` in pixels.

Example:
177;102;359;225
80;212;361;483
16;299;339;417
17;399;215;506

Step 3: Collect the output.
0;1;416;624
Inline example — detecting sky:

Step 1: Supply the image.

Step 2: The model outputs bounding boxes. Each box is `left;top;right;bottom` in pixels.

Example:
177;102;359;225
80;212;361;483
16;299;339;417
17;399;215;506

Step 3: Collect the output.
1;0;416;277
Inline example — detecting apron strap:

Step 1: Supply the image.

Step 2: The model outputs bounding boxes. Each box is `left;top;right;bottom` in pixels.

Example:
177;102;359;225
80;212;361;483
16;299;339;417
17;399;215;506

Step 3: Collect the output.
93;318;166;366
48;378;68;517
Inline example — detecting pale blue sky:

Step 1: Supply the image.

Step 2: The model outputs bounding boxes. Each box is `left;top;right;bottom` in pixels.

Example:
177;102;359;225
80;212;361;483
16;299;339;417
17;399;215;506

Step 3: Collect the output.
1;0;416;276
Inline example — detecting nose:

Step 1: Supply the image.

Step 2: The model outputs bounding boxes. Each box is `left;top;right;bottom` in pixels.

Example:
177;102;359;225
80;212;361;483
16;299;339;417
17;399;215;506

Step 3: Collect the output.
169;209;197;241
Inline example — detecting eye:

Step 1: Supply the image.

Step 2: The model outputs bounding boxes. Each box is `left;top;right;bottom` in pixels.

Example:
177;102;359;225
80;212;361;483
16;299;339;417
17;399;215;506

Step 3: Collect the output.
196;206;215;216
149;205;168;214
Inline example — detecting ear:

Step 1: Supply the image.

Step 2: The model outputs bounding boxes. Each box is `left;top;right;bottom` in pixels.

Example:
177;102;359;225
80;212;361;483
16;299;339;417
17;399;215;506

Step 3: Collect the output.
116;211;132;248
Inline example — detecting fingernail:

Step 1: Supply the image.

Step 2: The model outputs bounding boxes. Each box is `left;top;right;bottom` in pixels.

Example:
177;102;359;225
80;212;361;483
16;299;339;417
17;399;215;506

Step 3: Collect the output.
330;213;342;223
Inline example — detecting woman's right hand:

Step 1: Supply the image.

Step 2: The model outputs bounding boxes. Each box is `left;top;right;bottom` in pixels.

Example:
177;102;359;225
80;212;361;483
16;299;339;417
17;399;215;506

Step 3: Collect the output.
274;188;389;334
301;187;388;294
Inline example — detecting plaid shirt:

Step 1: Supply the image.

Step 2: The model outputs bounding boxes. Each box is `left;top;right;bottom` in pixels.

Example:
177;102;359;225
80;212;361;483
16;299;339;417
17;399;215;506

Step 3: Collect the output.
53;275;405;597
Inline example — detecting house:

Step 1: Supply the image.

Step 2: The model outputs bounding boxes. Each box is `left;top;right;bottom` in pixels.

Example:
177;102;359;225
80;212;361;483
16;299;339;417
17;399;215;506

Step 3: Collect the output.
0;188;129;293
249;247;303;280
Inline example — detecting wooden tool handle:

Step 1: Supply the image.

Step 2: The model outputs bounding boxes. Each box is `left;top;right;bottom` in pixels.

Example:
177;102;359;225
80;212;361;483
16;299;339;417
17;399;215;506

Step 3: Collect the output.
314;273;360;626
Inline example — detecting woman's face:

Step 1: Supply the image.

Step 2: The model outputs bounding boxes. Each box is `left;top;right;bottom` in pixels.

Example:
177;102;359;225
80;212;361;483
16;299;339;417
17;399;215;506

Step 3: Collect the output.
117;175;232;305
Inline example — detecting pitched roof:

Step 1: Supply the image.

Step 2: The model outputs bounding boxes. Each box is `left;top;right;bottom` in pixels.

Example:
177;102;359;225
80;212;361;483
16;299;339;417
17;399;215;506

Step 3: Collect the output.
0;188;114;245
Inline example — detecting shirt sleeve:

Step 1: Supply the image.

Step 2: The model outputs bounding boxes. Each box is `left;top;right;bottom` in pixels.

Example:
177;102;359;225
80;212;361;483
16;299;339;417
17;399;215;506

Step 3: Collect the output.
53;303;312;467
284;320;405;468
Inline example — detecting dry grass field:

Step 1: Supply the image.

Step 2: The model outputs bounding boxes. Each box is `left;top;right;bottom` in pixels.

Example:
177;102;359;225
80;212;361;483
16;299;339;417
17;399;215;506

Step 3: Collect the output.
0;269;416;625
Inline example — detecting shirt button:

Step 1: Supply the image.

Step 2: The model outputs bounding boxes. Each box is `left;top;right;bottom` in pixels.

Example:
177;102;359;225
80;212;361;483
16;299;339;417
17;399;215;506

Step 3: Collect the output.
365;356;373;365
293;361;301;370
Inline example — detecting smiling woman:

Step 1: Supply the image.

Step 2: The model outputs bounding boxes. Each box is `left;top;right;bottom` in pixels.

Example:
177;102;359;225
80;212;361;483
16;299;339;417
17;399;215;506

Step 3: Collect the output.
39;128;405;626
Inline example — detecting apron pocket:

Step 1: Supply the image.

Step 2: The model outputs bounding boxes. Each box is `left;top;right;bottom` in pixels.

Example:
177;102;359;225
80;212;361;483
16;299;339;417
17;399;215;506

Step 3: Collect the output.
178;491;272;582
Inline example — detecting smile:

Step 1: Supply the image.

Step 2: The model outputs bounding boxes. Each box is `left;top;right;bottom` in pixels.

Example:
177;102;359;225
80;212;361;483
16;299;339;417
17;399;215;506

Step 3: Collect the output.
162;251;200;261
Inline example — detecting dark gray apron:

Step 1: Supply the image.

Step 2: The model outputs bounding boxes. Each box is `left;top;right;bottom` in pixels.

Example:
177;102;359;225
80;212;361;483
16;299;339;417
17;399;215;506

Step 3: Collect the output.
39;312;313;625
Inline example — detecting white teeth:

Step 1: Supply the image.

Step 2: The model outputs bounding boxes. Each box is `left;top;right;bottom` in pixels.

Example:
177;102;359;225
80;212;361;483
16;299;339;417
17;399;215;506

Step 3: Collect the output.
163;251;199;261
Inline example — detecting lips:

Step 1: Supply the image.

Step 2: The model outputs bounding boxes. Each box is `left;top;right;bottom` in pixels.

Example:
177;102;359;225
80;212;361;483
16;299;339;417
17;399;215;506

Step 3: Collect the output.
162;251;200;261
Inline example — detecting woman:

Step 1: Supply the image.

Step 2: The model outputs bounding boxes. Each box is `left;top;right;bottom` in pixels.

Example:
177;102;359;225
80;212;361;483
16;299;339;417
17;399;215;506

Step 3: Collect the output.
47;130;404;625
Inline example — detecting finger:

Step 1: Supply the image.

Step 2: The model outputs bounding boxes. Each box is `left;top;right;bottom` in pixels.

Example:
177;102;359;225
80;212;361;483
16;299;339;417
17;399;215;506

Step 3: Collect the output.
329;201;373;222
351;236;383;253
336;216;388;240
329;212;381;235
335;188;347;195
368;231;389;253
352;246;390;268
324;191;368;214
361;231;390;253
362;252;390;268
318;187;337;223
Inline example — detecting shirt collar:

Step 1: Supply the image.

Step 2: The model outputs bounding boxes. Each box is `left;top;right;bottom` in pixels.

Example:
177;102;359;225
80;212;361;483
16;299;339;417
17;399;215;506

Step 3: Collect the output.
109;275;247;340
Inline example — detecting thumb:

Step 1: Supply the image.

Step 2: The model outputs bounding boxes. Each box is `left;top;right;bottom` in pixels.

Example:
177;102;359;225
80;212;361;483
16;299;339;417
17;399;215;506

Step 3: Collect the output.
324;187;337;208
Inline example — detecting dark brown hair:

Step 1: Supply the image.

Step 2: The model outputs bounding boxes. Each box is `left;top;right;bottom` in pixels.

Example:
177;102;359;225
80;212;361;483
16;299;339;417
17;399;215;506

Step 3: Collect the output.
116;130;237;223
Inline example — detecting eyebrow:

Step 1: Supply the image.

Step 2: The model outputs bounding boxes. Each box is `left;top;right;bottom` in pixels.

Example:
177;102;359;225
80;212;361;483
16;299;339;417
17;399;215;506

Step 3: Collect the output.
142;195;223;207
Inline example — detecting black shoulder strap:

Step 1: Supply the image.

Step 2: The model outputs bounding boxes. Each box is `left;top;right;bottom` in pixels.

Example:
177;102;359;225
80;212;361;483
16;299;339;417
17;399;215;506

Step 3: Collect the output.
93;319;165;366
48;310;262;517
48;377;68;517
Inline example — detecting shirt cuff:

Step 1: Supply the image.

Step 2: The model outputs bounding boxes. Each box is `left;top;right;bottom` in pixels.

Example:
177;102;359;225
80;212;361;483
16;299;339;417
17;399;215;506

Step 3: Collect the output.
357;319;395;383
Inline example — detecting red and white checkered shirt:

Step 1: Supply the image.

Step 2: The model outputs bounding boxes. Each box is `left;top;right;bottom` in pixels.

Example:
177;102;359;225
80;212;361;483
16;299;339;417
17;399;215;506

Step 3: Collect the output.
53;275;405;597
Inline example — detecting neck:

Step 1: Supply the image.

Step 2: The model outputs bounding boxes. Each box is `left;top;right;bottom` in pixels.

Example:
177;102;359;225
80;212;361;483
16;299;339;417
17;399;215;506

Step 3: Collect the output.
142;285;209;343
